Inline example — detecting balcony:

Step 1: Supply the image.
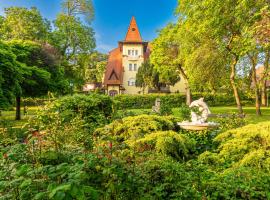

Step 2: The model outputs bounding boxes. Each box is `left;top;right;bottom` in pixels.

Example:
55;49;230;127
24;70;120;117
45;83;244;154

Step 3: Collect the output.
124;55;140;61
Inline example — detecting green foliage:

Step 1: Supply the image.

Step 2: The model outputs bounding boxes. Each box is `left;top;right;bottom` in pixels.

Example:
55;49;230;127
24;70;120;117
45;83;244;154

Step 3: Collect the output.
36;94;114;133
135;60;168;93
81;51;107;83
0;41;21;109
130;131;195;161
179;103;191;121
159;103;173;116
114;93;254;110
202;122;270;169
1;7;50;41
94;114;177;142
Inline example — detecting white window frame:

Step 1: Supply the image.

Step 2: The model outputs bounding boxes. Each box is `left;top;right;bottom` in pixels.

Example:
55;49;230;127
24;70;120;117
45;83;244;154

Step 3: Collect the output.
134;63;137;71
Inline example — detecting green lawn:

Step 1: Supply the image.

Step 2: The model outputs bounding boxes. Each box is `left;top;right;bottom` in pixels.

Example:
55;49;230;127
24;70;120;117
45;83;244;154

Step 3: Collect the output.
0;106;39;128
174;106;270;124
1;106;269;129
130;106;270;124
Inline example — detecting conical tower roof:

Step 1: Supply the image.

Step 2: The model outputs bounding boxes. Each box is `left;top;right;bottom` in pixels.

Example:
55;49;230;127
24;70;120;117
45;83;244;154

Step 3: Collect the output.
124;16;142;42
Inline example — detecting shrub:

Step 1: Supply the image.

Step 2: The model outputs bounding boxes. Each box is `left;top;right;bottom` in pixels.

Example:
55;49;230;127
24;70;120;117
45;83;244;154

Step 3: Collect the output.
37;94;114;131
179;103;191;121
129;131;195;161
113;93;254;110
160;103;173;116
94;115;177;142
201;121;270;169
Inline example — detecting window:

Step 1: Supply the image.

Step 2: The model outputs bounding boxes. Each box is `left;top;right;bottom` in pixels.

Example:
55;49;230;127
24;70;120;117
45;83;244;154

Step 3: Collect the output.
128;78;136;86
134;64;137;71
129;63;132;71
135;50;138;56
128;50;131;55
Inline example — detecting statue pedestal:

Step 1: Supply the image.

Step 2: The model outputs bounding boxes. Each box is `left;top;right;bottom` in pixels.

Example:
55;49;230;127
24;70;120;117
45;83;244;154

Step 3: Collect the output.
177;122;219;131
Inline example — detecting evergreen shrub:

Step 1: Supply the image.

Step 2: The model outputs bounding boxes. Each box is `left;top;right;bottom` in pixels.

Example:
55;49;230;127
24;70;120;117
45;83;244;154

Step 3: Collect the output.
114;93;254;109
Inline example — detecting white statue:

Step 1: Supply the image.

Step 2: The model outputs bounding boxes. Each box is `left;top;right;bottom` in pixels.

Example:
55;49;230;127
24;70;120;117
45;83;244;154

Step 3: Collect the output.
189;98;210;123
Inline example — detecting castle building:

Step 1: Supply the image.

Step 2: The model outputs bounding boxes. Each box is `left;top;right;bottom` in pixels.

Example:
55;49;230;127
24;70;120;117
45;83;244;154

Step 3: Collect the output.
103;17;185;96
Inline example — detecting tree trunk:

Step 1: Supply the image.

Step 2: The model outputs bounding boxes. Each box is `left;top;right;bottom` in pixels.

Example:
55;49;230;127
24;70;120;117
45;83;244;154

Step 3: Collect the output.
15;96;21;120
261;50;270;106
230;56;243;114
178;65;191;105
261;82;267;106
249;54;261;116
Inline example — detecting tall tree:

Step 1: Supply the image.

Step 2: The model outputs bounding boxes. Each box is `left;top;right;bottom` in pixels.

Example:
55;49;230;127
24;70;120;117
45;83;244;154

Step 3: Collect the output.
62;0;94;23
254;7;270;106
0;41;21;110
177;0;266;113
7;40;67;120
150;24;188;103
51;1;96;86
1;7;50;41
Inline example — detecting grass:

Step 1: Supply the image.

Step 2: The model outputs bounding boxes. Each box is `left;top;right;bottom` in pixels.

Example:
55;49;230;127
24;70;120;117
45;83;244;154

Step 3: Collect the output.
129;106;270;124
1;105;269;129
0;106;39;128
173;106;270;124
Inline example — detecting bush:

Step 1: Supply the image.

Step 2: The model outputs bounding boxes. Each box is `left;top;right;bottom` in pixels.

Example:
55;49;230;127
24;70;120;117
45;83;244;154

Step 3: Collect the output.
37;94;114;131
200;121;270;169
114;93;254;110
94;115;178;142
129;131;195;161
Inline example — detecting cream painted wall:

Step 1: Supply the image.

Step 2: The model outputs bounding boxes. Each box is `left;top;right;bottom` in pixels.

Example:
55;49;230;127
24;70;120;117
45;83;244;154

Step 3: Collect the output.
122;44;145;94
169;75;186;94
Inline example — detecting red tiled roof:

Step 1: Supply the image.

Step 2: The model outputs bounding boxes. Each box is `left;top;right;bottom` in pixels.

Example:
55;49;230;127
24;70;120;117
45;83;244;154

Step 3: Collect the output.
124;16;142;42
103;47;123;86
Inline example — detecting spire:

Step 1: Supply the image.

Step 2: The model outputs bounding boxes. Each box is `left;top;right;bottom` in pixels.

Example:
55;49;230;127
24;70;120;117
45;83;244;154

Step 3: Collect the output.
124;16;142;42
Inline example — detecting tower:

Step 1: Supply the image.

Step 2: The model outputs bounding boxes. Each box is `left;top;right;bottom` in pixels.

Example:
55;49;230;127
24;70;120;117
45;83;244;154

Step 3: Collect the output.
103;17;149;96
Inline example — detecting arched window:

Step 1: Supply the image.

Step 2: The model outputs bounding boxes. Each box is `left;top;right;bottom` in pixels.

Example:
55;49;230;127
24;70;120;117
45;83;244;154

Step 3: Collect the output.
128;78;136;86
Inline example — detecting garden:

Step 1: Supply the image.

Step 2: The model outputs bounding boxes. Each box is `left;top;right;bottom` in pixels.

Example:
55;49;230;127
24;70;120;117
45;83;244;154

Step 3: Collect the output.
0;94;270;199
1;0;270;199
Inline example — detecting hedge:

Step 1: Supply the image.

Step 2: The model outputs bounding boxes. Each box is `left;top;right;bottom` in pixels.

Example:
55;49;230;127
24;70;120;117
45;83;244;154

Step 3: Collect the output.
113;93;255;109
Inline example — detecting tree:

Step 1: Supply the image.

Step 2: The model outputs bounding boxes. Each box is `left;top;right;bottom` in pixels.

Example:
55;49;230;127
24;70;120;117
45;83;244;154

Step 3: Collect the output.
150;24;188;103
254;7;270;106
0;41;21;110
184;37;230;93
81;51;107;83
7;40;68;120
51;13;96;86
1;7;50;41
136;60;172;94
177;0;266;113
62;0;94;23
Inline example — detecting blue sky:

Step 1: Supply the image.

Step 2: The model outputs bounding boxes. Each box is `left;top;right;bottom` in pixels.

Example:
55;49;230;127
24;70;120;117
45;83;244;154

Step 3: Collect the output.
0;0;178;53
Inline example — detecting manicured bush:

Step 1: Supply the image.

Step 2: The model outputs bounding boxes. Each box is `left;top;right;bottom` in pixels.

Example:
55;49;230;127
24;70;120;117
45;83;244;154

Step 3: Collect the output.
114;93;254;110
